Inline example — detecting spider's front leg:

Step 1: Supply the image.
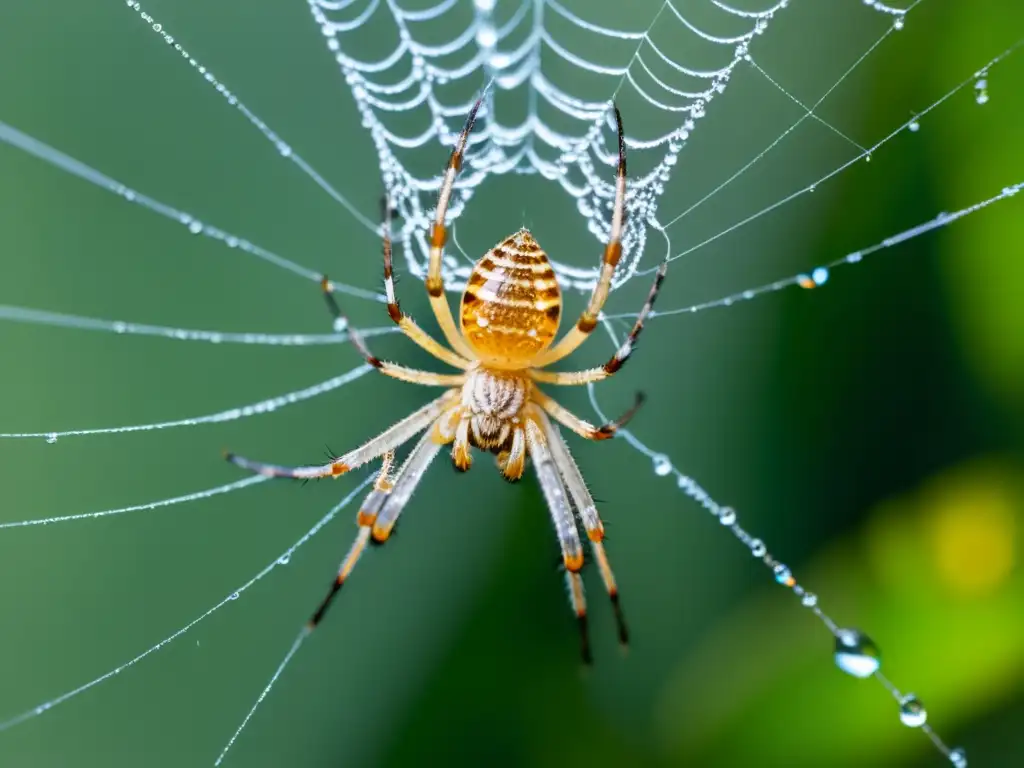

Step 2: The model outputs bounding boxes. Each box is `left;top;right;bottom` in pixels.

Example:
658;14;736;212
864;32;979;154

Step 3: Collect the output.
529;258;668;386
320;276;467;388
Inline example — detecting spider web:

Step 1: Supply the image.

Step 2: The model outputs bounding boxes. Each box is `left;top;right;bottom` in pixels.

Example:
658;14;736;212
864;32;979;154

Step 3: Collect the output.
0;0;1021;766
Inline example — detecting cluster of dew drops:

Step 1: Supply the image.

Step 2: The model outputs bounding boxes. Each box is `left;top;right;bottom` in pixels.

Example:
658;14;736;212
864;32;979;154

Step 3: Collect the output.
647;452;967;767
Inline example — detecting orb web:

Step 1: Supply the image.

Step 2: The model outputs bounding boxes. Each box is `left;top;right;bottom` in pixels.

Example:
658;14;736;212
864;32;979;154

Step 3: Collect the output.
0;0;1020;766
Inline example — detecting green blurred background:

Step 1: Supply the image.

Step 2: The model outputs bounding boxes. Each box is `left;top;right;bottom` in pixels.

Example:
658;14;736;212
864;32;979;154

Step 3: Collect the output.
0;1;1021;767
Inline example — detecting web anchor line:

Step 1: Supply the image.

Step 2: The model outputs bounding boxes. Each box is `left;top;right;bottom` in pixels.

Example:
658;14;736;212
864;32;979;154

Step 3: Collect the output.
0;364;373;441
592;320;966;767
0;304;399;347
608;179;1023;322
0;473;377;735
0;119;381;304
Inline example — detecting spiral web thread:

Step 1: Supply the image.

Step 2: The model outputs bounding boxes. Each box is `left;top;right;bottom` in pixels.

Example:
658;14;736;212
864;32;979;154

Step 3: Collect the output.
314;0;796;291
0;0;1021;766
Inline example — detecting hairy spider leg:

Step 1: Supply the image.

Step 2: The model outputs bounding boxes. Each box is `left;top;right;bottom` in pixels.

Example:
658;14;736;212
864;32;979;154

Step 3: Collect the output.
525;417;592;664
530;258;668;386
376;195;471;369
225;391;456;479
539;411;629;647
320;276;467;388
532;106;627;367
531;387;645;441
307;451;395;628
425;97;484;361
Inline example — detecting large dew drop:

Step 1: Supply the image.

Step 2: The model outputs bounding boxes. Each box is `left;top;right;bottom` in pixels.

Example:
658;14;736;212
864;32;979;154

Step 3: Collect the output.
834;628;881;678
899;693;927;727
949;747;967;767
651;453;673;476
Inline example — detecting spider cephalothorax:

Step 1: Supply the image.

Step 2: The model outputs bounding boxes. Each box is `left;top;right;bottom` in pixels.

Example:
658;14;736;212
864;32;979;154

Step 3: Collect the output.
227;99;666;663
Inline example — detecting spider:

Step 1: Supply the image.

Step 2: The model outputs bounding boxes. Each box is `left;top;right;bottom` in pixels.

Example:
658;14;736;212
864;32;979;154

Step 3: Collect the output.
226;100;667;663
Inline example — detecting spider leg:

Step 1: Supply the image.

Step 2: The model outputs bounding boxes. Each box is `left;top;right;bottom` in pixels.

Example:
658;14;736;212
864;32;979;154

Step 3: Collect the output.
321;277;467;388
225;390;456;480
531;387;645;441
424;97;484;361
525;417;592;664
532;106;627;368
375;195;472;369
309;417;444;627
529;259;668;386
538;411;629;648
307;452;395;628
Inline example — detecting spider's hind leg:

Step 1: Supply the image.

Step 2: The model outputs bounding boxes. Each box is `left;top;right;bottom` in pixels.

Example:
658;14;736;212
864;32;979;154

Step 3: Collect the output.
537;409;630;650
525;417;593;664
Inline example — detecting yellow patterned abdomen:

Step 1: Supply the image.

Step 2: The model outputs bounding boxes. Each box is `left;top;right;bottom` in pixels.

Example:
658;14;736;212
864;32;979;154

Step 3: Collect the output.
459;229;562;368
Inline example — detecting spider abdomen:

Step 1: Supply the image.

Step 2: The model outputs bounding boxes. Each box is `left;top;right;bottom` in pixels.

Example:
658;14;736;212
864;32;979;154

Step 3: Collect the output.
459;229;562;367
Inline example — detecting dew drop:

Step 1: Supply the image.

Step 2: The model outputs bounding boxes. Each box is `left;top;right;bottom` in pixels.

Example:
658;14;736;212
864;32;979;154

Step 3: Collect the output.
908;119;920;132
834;628;881;678
801;591;818;607
277;553;292;566
949;747;967;767
229;591;240;601
899;694;927;727
718;507;736;525
750;539;766;558
113;321;127;334
277;142;292;158
774;564;794;585
475;24;497;48
332;316;348;333
188;219;203;235
975;78;989;105
45;433;58;445
893;16;904;30
651;453;672;476
812;266;829;286
226;236;239;248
